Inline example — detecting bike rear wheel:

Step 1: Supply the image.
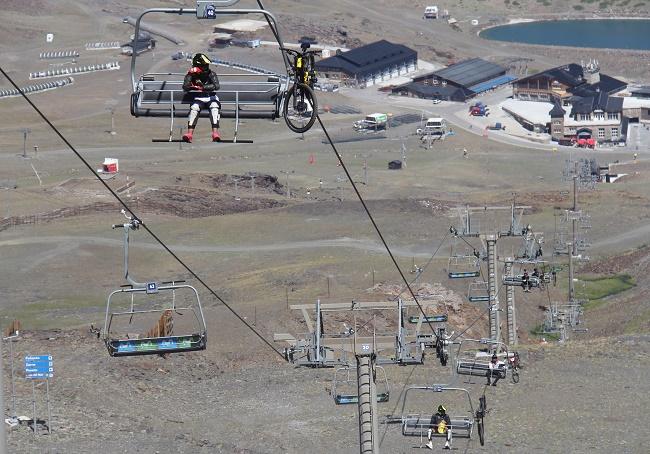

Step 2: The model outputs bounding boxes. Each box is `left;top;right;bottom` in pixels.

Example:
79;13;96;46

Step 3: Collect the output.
512;369;520;384
283;82;317;133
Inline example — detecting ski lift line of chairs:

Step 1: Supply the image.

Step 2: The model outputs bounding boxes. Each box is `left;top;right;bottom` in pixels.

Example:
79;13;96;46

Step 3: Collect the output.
385;385;487;447
331;365;389;405
129;3;291;142
467;280;489;303
448;254;481;279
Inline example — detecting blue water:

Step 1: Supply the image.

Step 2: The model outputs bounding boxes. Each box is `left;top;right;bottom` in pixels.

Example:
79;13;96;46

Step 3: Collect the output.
480;19;650;50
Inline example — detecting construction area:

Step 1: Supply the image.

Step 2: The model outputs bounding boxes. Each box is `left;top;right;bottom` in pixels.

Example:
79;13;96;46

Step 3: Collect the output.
1;1;650;453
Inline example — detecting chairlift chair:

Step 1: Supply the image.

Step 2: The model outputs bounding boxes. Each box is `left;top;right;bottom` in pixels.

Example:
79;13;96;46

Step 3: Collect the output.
467;281;490;303
331;365;389;405
447;255;480;279
454;338;509;380
104;283;207;356
128;1;292;144
384;385;487;447
102;213;207;357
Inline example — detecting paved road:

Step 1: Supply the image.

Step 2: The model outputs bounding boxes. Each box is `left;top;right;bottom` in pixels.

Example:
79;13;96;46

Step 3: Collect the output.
343;85;647;154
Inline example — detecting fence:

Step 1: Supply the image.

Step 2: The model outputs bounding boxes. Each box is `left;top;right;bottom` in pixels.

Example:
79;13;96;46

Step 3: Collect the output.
39;50;80;59
0;77;74;99
30;62;120;80
85;41;121;50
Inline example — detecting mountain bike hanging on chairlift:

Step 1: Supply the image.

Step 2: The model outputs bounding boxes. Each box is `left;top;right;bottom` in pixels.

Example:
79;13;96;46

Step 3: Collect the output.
281;43;321;133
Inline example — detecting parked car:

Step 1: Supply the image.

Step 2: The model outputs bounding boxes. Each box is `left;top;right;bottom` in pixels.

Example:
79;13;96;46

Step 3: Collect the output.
432;99;441;104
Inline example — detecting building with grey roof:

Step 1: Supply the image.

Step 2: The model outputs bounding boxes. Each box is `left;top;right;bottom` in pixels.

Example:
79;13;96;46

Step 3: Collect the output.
392;58;513;101
315;40;417;87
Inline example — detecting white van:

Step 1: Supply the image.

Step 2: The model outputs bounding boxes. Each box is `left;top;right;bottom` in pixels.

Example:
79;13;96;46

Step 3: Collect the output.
417;117;446;135
423;6;439;19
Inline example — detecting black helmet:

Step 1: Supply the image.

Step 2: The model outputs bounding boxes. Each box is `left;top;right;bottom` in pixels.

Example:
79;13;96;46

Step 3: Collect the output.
192;53;211;68
438;405;446;413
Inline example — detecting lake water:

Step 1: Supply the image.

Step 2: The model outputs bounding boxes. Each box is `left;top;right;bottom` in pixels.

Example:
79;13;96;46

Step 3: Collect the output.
480;19;650;51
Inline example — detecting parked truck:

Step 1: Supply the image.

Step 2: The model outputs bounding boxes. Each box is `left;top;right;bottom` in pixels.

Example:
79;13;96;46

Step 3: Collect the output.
353;113;388;131
487;122;505;130
469;101;489;117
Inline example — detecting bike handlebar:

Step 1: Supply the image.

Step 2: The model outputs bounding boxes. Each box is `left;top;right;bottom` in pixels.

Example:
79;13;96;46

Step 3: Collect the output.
280;47;322;57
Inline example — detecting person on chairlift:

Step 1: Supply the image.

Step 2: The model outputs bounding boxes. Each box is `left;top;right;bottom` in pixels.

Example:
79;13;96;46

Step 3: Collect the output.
487;353;502;386
532;267;540;284
521;269;531;292
182;53;221;143
427;404;452;450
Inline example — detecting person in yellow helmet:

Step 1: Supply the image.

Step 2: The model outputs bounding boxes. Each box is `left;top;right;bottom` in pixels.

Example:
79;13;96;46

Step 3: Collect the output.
427;404;452;450
182;53;221;143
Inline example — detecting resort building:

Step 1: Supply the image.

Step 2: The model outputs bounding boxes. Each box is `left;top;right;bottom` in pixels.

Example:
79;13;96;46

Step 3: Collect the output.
392;58;515;102
512;61;627;105
315;40;417;88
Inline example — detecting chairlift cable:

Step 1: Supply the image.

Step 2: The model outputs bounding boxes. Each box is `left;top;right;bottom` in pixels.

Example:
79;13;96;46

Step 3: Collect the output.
317;114;440;340
0;66;286;361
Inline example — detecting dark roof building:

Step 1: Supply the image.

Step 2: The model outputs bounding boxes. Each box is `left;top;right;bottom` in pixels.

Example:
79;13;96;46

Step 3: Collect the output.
394;58;513;101
315;40;417;87
569;91;624;115
413;58;506;88
513;62;626;103
391;82;470;102
630;86;650;99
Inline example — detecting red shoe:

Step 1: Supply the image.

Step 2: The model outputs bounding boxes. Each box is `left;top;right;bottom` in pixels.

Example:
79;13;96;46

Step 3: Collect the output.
182;132;193;143
211;131;221;142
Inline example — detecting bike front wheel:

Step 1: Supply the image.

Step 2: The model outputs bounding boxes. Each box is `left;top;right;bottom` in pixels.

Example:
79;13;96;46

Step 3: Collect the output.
283;82;318;133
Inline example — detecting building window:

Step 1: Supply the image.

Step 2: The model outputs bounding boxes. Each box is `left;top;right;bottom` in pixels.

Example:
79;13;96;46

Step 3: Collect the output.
553;119;562;125
553;128;562;134
607;112;618;120
598;128;605;139
580;114;590;121
569;128;577;133
611;127;619;139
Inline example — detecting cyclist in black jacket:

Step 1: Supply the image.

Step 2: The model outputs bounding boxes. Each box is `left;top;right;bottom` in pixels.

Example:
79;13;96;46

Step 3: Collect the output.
182;53;221;143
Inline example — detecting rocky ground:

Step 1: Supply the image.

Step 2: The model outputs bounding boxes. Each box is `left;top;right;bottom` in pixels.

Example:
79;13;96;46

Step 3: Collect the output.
2;1;650;453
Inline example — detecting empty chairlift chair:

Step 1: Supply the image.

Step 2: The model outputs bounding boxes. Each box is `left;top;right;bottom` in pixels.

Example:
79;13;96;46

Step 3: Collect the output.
102;213;207;357
447;255;480;279
467;281;490;303
331;365;389;405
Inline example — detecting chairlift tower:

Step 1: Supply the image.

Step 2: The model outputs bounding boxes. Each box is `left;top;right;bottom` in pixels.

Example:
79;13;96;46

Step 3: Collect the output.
452;202;532;344
504;258;516;346
275;300;444;454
